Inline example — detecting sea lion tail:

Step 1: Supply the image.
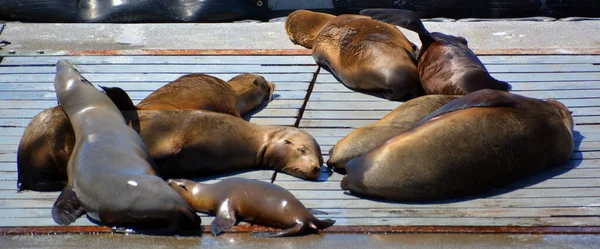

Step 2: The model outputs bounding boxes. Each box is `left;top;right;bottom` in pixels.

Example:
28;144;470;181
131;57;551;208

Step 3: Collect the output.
52;186;85;225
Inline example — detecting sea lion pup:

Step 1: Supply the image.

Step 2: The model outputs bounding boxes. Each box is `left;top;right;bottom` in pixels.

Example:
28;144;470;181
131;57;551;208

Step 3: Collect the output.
341;89;574;201
360;9;511;95
17;108;324;192
285;10;336;49
51;60;200;234
168;178;335;237
135;73;275;117
286;10;422;100
327;95;459;171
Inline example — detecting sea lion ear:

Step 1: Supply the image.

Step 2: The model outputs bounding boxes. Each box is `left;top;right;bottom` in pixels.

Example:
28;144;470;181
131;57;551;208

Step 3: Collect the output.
52;186;85;225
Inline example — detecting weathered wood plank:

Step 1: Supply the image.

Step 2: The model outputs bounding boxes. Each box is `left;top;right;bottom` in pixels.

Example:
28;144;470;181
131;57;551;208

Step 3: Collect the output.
299;118;598;128
478;55;600;64
0;65;318;74
316;72;600;83
0;82;310;92
0;73;315;83
0;117;297;128
0;90;309;101
0;99;304;109
304;99;600;109
0;108;299;119
312;81;600;92
0;55;317;65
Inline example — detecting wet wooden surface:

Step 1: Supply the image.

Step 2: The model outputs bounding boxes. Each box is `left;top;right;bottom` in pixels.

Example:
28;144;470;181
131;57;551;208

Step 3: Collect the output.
1;55;599;229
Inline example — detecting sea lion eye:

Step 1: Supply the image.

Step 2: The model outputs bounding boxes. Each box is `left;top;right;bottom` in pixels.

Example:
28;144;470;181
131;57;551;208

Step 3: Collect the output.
284;140;292;145
297;148;306;154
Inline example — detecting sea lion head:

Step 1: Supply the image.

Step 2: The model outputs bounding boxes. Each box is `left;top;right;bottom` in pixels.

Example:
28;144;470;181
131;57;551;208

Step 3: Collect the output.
285;10;336;49
263;127;324;180
168;179;203;199
545;99;574;133
229;73;276;102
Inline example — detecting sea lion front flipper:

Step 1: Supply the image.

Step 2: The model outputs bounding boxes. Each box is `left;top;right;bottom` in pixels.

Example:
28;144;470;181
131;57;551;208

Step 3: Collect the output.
252;223;305;238
210;204;237;236
52;186;85;225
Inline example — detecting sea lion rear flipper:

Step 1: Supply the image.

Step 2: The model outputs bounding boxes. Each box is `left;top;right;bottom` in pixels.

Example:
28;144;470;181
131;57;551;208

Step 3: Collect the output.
251;223;304;238
99;86;136;111
359;9;431;37
52;186;85;225
417;89;520;124
210;207;237;236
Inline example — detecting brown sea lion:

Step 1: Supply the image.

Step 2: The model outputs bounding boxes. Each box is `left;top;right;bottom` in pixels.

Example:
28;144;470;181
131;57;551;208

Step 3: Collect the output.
17;108;323;192
168;178;335;237
135;73;275;117
285;10;336;49
51;60;200;234
360;9;512;95
285;10;422;100
327;95;459;171
341;89;574;201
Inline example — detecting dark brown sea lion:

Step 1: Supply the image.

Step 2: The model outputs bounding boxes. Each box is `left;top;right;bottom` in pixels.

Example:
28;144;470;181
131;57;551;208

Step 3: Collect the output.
51;60;200;234
327;95;459;171
135;73;275;117
360;9;511;95
168;178;335;237
285;10;422;100
17;108;323;192
285;10;336;49
341;89;574;201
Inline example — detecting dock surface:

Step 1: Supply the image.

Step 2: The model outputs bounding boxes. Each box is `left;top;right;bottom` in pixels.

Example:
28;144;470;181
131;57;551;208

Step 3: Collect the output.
1;53;599;231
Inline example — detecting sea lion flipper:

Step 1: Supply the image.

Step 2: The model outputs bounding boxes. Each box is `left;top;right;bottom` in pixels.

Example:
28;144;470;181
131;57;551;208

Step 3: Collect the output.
99;86;137;111
52;186;85;225
210;208;237;236
251;223;305;238
359;9;431;37
418;89;519;124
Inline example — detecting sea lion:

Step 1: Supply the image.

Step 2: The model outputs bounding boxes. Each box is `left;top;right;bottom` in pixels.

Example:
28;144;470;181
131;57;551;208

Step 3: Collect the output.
285;10;336;49
341;89;574;201
135;73;275;117
327;95;459;171
285;10;422;100
360;9;512;95
17;108;323;192
168;178;335;237
51;60;200;234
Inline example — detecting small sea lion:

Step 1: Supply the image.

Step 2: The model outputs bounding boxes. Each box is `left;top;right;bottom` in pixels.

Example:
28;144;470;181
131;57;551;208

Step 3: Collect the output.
341;89;574;201
360;9;511;95
136;73;275;117
327;95;459;171
285;10;422;100
168;178;335;237
51;60;200;234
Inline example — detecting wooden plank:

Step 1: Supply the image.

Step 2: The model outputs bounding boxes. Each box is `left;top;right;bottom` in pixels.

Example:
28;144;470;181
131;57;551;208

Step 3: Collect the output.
2;207;598;219
0;99;304;109
2;196;599;209
0;82;310;92
0;117;297;128
0;73;315;83
478;55;600;64
0;55;317;66
0;90;309;101
312;81;600;92
0;108;299;119
0;65;318;74
0;218;95;227
316;73;600;83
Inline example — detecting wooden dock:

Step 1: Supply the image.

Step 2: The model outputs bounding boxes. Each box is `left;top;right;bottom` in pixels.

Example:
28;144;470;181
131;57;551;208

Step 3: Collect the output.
1;54;599;232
